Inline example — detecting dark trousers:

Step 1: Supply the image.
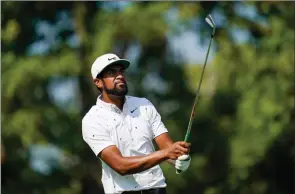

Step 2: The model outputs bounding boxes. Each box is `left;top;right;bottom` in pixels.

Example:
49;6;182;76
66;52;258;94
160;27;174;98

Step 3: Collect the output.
122;187;166;194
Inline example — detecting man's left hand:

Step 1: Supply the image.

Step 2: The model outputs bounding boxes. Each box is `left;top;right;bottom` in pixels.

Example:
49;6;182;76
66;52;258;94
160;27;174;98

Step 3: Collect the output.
175;154;191;174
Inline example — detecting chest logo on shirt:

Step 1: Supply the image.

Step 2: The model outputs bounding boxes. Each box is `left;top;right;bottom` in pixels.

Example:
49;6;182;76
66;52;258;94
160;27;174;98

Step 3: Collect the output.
130;108;137;113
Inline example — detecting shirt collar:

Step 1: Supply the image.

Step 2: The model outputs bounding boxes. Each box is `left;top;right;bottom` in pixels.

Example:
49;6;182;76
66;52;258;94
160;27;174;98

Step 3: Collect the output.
96;95;133;113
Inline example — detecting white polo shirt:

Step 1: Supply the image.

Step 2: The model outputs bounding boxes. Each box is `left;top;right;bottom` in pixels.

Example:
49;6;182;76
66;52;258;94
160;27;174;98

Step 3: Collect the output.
82;95;168;194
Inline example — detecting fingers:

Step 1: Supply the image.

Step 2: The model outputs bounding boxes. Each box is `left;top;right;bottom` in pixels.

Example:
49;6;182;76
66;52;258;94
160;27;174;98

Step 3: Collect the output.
165;142;192;159
176;145;188;154
178;141;191;148
176;142;191;155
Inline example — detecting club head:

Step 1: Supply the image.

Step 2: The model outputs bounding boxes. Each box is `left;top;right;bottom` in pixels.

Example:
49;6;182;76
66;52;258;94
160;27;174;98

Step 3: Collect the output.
205;14;216;36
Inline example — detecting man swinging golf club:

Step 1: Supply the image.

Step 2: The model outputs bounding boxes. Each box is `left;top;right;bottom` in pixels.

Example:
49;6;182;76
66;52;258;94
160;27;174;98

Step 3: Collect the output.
82;14;215;194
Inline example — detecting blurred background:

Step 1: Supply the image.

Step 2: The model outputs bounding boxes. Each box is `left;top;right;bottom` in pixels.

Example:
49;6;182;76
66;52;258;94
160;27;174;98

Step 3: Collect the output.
1;1;294;194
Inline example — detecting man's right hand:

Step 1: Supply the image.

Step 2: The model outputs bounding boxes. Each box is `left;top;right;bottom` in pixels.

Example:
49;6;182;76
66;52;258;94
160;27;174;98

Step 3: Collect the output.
164;141;191;160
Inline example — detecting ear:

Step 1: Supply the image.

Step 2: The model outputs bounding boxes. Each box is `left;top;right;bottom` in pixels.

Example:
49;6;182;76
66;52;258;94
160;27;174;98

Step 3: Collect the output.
94;78;103;89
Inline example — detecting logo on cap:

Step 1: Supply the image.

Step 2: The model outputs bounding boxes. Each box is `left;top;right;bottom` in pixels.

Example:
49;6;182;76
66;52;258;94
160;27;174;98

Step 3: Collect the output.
108;57;116;61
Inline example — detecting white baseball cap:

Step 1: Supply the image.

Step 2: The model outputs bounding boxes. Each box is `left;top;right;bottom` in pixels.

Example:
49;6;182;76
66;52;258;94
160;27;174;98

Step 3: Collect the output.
91;53;130;79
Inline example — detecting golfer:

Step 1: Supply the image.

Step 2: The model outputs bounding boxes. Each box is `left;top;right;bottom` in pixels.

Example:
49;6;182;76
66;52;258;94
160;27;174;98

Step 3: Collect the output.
82;53;191;194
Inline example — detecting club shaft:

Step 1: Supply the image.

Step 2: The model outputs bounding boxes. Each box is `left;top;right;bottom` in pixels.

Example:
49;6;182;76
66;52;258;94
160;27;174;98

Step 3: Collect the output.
184;34;214;143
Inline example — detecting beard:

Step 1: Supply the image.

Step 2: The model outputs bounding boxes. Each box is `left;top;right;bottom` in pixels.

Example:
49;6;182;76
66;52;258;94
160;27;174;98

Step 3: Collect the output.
102;80;128;97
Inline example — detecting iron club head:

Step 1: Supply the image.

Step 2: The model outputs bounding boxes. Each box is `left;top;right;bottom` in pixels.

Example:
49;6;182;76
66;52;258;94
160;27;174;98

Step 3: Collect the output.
205;14;216;36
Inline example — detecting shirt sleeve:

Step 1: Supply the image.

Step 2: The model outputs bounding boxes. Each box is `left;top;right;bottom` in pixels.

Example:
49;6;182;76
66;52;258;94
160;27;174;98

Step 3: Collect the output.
145;99;168;138
82;117;116;157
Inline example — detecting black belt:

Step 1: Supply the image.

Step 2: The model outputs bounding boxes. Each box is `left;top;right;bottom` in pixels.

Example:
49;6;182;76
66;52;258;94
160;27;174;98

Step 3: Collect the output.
122;187;166;194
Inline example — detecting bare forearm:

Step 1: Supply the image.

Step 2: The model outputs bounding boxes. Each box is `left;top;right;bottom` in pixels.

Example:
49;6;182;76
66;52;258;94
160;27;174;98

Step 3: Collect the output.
118;149;168;175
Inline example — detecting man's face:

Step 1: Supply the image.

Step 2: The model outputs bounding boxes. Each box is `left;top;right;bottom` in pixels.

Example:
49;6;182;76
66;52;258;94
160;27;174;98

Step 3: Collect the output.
95;64;128;96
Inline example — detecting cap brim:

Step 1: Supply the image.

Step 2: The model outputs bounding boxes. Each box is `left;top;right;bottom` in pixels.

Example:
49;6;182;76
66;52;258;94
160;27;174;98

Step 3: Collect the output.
108;59;130;69
97;59;130;77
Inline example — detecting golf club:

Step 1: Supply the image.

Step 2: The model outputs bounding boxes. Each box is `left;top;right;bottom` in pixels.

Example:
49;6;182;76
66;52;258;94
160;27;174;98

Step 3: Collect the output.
176;14;216;174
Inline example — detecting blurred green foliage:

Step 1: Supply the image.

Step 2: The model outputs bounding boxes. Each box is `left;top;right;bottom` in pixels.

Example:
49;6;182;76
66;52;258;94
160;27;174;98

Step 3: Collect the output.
1;2;294;194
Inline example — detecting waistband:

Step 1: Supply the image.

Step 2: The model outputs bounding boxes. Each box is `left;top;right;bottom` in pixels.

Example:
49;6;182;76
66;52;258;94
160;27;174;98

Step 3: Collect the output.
121;187;166;194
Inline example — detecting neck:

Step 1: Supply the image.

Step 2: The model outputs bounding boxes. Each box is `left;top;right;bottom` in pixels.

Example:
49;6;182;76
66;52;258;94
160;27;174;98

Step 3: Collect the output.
101;93;125;110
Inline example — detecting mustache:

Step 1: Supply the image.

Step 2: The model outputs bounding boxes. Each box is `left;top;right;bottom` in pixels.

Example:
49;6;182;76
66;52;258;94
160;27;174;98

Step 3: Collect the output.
114;82;127;88
114;79;126;85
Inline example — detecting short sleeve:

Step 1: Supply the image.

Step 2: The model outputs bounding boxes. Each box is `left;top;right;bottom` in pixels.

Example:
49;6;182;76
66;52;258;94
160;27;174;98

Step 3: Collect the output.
82;117;116;157
145;99;168;138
